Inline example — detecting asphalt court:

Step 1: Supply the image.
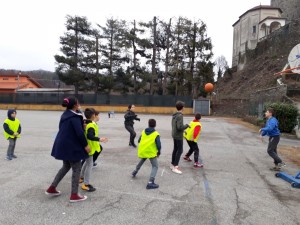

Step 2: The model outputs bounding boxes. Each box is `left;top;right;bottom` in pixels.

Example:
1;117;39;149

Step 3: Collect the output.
0;109;299;225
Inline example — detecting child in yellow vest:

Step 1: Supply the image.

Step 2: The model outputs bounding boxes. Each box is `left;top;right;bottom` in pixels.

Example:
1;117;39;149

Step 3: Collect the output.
132;119;161;189
3;109;21;160
80;108;108;192
183;113;203;168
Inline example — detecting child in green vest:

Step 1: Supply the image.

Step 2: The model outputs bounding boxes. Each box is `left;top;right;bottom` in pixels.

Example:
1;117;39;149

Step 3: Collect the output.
183;113;203;168
3;109;21;160
80;108;108;192
131;119;161;189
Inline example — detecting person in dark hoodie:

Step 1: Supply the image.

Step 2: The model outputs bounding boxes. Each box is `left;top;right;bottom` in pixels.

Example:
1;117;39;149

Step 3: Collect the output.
131;119;161;189
124;104;140;147
45;97;91;203
3;109;21;160
171;101;189;174
259;108;285;171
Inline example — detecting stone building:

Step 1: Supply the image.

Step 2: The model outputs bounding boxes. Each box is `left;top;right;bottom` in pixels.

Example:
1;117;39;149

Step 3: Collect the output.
232;5;285;69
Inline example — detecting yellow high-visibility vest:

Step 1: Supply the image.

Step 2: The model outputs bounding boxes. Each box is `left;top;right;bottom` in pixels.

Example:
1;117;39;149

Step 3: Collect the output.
183;121;201;142
138;130;159;158
3;119;21;139
85;122;101;156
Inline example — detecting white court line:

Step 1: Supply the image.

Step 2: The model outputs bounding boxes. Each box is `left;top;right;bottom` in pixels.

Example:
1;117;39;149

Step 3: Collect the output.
161;168;165;176
101;188;203;206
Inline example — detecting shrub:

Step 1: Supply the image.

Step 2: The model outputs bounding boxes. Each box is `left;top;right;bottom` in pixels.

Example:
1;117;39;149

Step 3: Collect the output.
264;102;299;133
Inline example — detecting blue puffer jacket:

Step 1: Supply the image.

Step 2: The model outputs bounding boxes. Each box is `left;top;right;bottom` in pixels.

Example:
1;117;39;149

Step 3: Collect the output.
261;117;280;137
51;110;88;161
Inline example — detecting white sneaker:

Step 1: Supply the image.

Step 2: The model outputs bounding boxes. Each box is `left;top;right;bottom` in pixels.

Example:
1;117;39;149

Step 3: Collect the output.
170;164;174;170
172;166;182;174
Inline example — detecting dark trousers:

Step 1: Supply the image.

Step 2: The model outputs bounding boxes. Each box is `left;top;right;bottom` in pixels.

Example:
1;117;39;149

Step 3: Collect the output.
125;124;136;145
51;160;81;194
267;136;282;165
185;140;201;163
172;139;183;166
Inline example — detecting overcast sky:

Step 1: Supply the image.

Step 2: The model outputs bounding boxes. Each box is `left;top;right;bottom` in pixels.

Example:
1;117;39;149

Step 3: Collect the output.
0;0;270;72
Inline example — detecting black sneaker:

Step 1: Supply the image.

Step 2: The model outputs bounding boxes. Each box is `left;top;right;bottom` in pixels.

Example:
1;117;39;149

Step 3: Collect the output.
131;143;137;148
93;162;97;167
132;170;138;177
129;142;132;146
12;155;17;158
82;184;96;192
146;182;159;189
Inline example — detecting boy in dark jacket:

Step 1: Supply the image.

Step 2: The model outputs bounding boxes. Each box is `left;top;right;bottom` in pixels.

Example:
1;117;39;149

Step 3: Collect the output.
3;109;21;160
124;104;140;147
170;101;189;174
259;108;285;171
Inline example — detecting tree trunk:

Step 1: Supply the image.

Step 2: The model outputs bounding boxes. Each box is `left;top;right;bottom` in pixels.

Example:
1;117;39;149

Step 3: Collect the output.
150;16;157;95
191;23;196;98
163;18;172;95
133;20;137;93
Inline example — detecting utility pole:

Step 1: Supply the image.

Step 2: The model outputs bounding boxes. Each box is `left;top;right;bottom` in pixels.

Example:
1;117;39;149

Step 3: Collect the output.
17;71;21;91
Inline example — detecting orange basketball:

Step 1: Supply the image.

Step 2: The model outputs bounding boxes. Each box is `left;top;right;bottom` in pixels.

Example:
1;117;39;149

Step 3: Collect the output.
204;83;214;92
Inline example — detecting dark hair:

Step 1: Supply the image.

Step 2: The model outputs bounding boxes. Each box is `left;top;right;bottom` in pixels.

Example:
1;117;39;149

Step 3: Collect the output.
84;108;95;119
90;108;99;116
128;104;132;109
175;101;185;111
195;113;201;120
148;119;156;128
62;96;78;110
267;108;275;115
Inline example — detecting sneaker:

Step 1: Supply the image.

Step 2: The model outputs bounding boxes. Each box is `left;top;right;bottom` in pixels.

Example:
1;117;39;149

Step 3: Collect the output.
129;142;132;146
12;155;17;158
69;193;87;203
278;162;286;168
172;166;182;174
170;164;174;170
132;170;138;177
146;182;159;189
82;184;96;192
45;186;61;196
131;143;137;148
93;162;97;167
183;156;192;162
5;156;12;160
270;166;281;171
194;162;204;168
79;177;84;183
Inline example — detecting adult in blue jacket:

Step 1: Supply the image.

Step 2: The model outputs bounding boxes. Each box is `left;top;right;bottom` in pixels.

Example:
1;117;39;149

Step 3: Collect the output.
46;97;91;203
259;108;285;171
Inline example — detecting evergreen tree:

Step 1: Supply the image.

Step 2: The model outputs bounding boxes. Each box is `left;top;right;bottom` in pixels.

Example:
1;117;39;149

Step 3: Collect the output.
54;15;93;95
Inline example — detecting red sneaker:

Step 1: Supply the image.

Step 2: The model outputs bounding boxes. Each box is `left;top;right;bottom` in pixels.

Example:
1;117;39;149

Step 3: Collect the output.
45;186;61;196
183;156;192;162
70;193;87;203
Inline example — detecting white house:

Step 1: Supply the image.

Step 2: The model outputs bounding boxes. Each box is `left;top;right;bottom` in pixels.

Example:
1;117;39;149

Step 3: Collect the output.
232;5;286;69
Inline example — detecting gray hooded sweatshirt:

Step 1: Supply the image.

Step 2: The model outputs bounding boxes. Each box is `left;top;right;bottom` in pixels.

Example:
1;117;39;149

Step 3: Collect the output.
171;111;189;140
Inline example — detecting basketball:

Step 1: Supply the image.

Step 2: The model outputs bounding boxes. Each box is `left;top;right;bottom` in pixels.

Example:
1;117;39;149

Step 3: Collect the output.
204;83;214;92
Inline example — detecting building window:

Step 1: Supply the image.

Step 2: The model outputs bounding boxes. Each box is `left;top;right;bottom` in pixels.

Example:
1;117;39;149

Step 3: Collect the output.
252;25;256;34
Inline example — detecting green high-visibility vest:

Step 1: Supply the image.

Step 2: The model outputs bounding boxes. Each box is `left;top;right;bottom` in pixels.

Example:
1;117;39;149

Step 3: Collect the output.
3;118;20;139
85;122;101;156
183;121;201;142
138;130;159;158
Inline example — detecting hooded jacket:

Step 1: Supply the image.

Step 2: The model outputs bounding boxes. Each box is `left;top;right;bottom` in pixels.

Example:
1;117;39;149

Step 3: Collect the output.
171;111;189;140
51;110;88;161
3;109;21;137
124;110;138;126
261;117;280;137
